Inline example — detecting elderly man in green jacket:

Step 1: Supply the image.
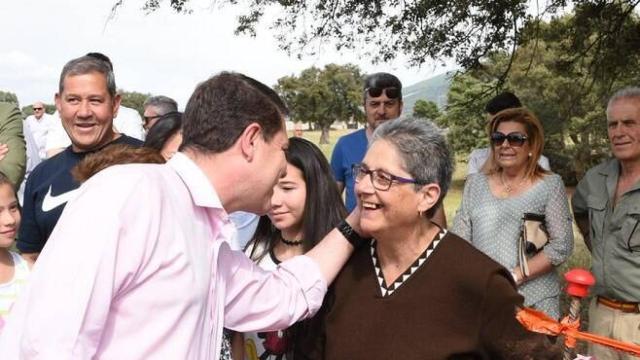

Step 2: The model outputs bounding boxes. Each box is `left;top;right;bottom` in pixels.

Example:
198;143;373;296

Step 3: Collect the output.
0;102;26;187
573;86;640;360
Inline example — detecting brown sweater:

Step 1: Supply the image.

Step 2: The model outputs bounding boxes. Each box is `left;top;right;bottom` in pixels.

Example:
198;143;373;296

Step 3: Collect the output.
299;232;560;360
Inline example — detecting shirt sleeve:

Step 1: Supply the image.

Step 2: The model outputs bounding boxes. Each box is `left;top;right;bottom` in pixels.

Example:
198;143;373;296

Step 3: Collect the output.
113;108;145;141
330;139;346;183
1;170;160;358
539;155;551;171
45;114;71;153
451;175;474;242
0;103;26;186
467;150;481;175
541;175;574;266
221;249;327;333
16;171;45;253
571;174;589;217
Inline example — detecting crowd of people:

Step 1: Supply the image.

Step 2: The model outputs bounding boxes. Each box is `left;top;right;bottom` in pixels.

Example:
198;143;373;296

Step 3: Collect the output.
0;51;637;359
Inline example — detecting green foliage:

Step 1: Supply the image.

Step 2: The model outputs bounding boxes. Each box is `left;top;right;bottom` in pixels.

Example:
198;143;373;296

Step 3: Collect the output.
275;64;364;144
0;91;19;107
125;0;639;79
441;12;640;184
119;90;152;116
413;99;441;121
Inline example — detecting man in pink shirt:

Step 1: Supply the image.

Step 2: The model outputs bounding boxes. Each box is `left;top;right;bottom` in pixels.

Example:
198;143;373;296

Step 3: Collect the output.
0;63;362;358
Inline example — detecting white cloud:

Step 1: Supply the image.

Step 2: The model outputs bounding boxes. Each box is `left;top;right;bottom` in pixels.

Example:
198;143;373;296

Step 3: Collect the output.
0;0;456;108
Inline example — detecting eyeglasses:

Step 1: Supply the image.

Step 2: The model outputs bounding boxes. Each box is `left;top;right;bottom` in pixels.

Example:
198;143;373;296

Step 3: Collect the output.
143;115;162;129
365;87;401;100
352;163;424;191
490;132;528;147
33;107;43;111
143;115;162;123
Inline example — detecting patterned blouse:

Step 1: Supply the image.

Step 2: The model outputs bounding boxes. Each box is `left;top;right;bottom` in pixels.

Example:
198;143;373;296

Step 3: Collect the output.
452;173;574;319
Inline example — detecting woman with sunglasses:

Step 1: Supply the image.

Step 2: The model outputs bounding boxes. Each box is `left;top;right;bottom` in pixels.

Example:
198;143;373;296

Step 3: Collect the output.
453;107;573;319
304;117;560;359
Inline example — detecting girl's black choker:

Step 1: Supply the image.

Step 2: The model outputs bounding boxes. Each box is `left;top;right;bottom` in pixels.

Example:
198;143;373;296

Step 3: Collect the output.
281;237;303;246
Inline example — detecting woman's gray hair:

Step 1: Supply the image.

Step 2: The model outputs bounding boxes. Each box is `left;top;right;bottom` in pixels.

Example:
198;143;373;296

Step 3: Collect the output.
371;117;454;217
58;56;116;98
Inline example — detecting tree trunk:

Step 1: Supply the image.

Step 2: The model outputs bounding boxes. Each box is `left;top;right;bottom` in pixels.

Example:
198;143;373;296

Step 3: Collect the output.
319;125;331;144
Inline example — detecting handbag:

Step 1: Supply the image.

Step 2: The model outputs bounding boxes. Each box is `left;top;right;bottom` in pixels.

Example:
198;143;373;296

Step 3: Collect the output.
518;213;549;277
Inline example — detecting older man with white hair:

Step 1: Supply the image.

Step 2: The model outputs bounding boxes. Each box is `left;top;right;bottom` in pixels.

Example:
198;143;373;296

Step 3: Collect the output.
573;86;640;360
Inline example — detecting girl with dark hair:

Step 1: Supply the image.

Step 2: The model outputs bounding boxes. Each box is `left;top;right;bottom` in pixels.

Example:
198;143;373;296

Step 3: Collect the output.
240;137;347;360
0;172;29;332
143;111;182;160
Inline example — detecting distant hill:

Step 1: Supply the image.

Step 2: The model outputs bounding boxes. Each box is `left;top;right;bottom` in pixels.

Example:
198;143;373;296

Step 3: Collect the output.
402;71;454;115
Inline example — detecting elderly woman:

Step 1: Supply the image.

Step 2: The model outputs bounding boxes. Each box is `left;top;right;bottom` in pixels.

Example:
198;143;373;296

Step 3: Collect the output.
304;117;559;359
453;107;574;319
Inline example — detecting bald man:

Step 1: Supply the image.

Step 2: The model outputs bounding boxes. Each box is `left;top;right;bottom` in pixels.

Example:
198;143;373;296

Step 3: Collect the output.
25;101;56;159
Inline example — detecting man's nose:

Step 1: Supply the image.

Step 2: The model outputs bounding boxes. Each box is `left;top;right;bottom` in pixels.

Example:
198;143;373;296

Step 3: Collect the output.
78;100;92;117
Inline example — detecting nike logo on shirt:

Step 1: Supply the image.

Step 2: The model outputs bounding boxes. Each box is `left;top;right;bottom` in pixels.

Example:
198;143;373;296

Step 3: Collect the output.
41;186;80;212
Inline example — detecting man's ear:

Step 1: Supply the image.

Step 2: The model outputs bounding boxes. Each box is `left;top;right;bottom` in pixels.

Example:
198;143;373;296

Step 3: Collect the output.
239;122;262;161
54;93;62;114
417;183;441;214
112;94;122;119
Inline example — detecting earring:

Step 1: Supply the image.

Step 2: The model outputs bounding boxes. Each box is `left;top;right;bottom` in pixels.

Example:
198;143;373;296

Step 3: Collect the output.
528;152;532;157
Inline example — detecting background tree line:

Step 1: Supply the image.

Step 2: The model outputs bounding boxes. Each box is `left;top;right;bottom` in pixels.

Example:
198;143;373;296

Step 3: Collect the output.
438;11;640;184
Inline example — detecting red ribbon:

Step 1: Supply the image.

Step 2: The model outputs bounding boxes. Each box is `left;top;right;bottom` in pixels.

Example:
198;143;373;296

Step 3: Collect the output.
516;307;640;357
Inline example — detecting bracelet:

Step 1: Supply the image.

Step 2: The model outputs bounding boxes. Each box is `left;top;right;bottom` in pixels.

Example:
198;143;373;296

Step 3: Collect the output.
337;219;368;248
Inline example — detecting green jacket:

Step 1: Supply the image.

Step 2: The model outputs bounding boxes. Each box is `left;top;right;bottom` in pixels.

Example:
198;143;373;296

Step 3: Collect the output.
0;102;26;187
572;158;640;301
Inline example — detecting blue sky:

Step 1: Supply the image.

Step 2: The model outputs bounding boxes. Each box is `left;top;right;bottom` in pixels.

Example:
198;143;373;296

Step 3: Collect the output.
0;0;455;108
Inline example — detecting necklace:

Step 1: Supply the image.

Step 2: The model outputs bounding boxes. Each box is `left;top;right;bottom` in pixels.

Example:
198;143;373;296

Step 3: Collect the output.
500;171;527;196
280;237;304;246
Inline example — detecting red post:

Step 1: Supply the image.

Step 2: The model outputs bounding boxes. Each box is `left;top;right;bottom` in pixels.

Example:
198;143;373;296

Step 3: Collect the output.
563;269;595;360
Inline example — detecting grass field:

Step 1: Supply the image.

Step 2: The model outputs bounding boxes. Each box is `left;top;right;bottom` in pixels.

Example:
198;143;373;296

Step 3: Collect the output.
294;128;593;330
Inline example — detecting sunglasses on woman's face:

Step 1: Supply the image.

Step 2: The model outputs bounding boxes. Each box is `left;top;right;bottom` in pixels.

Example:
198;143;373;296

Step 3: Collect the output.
490;132;528;147
365;87;401;99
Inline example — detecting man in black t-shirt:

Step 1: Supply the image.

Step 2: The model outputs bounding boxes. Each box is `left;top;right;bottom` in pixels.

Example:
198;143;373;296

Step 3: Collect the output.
18;54;143;260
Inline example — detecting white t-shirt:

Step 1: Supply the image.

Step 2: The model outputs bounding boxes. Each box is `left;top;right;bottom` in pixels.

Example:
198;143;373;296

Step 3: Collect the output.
467;147;551;175
0;251;30;332
45;106;145;154
228;212;260;251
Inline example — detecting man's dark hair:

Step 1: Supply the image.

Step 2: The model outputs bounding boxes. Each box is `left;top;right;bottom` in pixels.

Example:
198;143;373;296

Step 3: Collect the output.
181;72;289;154
58;56;116;98
485;92;522;115
85;52;114;71
363;72;403;100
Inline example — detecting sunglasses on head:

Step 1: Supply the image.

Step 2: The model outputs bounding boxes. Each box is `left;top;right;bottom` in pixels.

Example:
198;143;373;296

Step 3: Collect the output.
490;132;528;147
365;87;401;99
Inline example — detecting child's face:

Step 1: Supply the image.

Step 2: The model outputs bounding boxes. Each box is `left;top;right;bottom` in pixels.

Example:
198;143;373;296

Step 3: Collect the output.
0;183;20;247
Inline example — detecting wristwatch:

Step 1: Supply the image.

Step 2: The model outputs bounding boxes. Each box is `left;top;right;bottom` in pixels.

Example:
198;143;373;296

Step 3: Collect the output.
337;219;368;248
